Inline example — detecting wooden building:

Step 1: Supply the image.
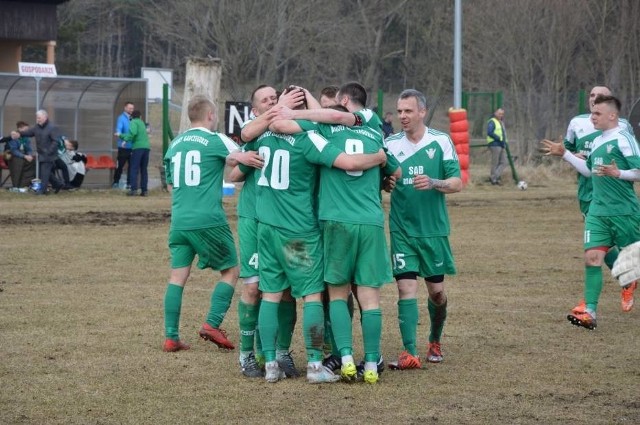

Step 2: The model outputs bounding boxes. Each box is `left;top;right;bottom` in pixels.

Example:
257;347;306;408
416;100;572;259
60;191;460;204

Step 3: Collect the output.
0;0;69;72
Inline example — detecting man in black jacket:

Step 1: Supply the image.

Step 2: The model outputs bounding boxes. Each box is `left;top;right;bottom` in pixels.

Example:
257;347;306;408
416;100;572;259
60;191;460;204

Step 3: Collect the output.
20;110;64;194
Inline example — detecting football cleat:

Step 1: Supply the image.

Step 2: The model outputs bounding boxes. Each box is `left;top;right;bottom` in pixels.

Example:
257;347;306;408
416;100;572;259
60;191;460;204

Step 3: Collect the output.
363;370;379;384
322;354;342;372
567;311;597;330
265;361;286;383
306;363;340;384
388;351;422;370
198;323;235;349
356;356;385;379
163;339;191;352
571;300;586;315
240;352;264;378
426;342;443;363
276;351;300;378
621;281;637;312
340;361;357;381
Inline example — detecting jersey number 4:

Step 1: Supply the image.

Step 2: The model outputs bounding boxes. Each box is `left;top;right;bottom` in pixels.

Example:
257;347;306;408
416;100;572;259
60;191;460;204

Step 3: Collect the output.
171;150;201;187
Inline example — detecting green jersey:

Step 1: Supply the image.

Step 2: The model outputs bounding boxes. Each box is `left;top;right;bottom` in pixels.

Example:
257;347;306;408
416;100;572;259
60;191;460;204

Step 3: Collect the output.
385;128;461;237
298;120;385;226
253;130;342;233
585;125;640;217
355;108;384;142
237;141;258;220
164;127;239;230
565;115;632;202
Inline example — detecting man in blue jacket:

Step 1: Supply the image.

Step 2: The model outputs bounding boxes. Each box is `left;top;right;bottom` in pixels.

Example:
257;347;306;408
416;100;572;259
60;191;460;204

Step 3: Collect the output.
113;101;134;188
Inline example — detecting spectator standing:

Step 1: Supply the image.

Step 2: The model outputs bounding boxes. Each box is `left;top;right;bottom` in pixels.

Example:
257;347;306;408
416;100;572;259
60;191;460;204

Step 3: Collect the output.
113;101;134;189
382;112;395;138
486;108;507;185
19;110;64;194
118;110;150;196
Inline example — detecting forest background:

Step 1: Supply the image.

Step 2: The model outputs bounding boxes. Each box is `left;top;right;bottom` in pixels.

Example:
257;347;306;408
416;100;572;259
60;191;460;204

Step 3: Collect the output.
23;0;640;162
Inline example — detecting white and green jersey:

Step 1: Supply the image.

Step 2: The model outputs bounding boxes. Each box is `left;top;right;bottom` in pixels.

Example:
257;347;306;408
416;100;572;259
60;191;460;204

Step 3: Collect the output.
253;130;342;234
299;120;385;226
586;125;640;216
385;128;461;237
565;115;632;202
164;127;239;230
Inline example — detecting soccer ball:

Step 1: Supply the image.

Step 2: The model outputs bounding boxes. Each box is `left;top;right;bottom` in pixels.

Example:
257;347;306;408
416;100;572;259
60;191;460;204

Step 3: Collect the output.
517;180;528;190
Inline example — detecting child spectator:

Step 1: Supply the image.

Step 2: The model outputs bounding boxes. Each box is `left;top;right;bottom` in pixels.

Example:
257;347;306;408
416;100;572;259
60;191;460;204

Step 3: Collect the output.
6;121;36;189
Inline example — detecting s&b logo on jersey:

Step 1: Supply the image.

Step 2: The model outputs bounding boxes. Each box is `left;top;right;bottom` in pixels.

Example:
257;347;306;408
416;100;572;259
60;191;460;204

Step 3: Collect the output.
426;148;436;159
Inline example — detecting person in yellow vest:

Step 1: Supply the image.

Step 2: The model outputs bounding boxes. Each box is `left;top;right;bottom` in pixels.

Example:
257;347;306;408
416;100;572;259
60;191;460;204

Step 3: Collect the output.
486;108;507;185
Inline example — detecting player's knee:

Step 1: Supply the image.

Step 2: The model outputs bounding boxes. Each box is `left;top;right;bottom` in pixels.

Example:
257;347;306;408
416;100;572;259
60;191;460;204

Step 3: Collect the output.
584;249;606;267
429;290;447;305
241;282;260;302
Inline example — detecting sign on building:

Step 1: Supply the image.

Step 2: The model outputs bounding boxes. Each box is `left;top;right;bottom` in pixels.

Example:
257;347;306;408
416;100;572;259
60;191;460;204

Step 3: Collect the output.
224;101;251;144
18;62;57;78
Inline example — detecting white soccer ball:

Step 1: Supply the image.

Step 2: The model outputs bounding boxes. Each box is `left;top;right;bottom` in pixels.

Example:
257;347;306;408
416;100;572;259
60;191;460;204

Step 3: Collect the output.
517;180;528;190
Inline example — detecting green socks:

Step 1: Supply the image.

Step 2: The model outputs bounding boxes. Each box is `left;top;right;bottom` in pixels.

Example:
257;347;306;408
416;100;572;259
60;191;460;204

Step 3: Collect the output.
205;282;234;328
277;299;296;351
428;298;447;343
164;283;184;340
238;300;260;353
258;300;280;362
329;299;353;356
604;247;619;271
398;298;418;356
585;265;603;313
303;301;325;362
361;308;382;363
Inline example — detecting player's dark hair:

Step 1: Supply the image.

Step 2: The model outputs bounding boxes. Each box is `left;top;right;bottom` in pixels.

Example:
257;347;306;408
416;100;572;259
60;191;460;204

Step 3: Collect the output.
16;121;29;128
320;85;339;98
399;89;428;110
282;85;307;110
329;105;349;112
338;82;367;108
593;94;621;112
131;110;142;119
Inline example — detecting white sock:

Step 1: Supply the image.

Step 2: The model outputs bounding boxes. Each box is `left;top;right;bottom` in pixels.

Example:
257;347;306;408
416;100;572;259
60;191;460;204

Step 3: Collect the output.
341;355;354;365
365;361;377;372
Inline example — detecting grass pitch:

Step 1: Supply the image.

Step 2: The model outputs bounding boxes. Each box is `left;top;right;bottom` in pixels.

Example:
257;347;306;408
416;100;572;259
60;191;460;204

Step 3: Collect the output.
0;172;638;424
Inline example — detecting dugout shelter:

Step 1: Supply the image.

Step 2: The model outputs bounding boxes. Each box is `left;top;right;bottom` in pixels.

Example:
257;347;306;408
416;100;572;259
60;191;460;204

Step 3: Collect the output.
0;73;147;187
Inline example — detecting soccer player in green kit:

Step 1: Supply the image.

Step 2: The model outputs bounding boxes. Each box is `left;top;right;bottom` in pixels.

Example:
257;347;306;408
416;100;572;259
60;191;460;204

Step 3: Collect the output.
161;95;264;352
542;94;640;329
232;85;306;377
384;89;462;369
271;104;401;384
561;86;637;313
233;96;388;383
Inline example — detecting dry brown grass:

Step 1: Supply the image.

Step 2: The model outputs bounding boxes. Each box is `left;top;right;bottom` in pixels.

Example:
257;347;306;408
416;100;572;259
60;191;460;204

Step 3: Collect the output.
1;178;639;425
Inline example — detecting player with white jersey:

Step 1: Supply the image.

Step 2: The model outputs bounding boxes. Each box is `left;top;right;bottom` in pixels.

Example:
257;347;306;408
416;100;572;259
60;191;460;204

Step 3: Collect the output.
384;89;462;370
562;86;636;313
542;94;640;329
161;95;263;352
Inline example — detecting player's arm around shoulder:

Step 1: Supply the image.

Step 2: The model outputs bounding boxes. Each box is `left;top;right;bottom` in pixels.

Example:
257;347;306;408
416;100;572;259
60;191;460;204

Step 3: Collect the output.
332;147;387;172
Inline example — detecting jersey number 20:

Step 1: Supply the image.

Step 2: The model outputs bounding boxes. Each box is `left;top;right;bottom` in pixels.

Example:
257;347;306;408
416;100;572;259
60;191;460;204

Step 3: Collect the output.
257;146;290;190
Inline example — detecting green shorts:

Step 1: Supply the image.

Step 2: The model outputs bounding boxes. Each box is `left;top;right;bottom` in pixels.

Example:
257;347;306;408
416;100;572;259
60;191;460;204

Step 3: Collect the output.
390;231;456;278
257;223;324;298
168;225;238;270
238;217;259;282
322;220;392;287
583;214;640;250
